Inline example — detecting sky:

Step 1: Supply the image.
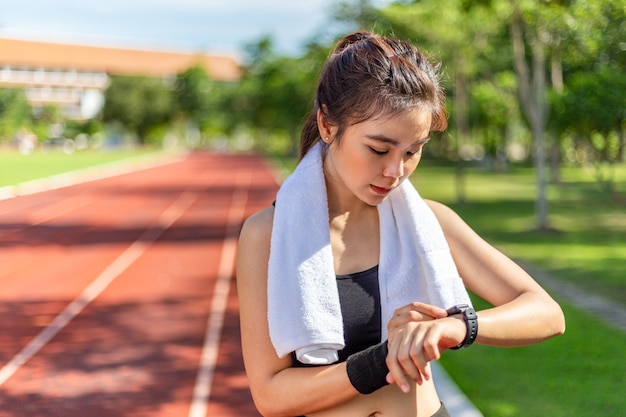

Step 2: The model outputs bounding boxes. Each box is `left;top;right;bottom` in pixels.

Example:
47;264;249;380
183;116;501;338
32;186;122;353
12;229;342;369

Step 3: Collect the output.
0;0;391;59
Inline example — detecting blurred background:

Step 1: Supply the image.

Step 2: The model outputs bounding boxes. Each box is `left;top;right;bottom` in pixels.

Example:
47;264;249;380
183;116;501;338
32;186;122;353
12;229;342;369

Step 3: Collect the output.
0;0;624;416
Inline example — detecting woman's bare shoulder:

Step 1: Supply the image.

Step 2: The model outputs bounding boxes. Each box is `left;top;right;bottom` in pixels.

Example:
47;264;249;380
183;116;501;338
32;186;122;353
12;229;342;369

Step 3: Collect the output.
238;205;275;252
424;199;461;226
237;205;275;294
423;199;476;242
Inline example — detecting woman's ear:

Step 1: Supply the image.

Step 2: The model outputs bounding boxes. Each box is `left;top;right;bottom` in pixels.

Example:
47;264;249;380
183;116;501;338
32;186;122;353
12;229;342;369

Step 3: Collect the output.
317;108;336;143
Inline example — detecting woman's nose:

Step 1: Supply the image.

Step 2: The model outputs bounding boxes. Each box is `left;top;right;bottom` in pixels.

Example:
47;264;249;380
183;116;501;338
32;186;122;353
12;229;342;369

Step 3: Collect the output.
383;157;403;179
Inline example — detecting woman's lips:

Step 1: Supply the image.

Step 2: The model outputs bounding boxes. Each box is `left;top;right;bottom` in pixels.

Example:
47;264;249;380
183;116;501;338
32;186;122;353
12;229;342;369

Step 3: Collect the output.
371;184;392;195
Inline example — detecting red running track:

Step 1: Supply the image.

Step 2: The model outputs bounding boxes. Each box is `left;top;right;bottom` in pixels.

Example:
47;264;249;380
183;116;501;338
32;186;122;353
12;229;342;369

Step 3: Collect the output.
0;152;279;417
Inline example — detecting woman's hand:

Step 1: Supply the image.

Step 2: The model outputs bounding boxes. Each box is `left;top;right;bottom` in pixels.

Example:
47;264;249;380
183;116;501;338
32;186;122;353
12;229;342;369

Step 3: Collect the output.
387;302;448;331
385;303;465;393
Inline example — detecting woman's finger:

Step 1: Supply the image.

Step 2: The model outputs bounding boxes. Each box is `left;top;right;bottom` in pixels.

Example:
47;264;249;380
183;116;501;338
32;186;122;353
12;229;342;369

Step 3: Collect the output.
386;333;416;392
388;303;448;332
394;302;448;320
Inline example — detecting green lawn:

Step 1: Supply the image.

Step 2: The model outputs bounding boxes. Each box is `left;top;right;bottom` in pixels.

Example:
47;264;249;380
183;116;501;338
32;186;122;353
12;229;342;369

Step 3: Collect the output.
0;147;161;187
413;160;626;304
412;159;626;416
441;297;626;417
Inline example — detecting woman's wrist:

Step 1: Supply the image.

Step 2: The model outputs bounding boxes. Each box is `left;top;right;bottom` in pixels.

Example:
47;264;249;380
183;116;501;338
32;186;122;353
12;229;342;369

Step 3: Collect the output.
446;305;478;349
345;341;390;394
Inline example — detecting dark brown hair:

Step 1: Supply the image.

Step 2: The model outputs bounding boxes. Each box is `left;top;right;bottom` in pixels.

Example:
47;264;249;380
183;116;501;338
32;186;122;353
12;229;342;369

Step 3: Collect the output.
300;31;447;160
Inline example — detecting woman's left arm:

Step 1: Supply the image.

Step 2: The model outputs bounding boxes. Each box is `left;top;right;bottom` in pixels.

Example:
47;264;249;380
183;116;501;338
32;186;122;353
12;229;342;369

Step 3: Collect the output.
426;200;566;346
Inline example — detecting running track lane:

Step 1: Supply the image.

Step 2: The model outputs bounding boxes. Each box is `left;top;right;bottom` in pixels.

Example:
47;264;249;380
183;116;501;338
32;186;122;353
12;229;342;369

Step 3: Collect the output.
0;152;279;416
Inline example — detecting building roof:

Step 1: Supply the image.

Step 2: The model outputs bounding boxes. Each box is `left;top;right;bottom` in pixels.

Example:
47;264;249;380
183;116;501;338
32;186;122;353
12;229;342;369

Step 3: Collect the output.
0;37;242;81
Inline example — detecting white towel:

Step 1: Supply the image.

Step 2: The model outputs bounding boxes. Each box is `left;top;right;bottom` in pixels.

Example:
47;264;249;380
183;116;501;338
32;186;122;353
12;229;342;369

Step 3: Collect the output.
268;142;471;365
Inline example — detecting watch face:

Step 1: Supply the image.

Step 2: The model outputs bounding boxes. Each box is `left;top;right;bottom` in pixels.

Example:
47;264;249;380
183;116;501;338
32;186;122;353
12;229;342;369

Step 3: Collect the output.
446;304;469;316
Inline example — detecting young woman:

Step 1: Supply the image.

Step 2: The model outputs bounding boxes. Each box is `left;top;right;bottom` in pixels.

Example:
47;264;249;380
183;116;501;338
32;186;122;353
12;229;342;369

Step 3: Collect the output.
237;31;565;417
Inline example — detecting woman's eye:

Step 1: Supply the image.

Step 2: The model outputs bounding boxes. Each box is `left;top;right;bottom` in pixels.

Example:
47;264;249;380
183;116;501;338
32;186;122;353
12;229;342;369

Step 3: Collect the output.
369;147;387;155
407;144;426;156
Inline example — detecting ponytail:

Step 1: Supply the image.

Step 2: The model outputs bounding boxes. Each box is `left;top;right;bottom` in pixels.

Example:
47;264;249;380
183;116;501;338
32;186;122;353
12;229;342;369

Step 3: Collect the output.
299;108;321;161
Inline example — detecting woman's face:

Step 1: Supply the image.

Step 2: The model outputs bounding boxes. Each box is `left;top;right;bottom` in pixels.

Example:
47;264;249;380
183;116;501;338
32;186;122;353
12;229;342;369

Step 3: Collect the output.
323;107;432;207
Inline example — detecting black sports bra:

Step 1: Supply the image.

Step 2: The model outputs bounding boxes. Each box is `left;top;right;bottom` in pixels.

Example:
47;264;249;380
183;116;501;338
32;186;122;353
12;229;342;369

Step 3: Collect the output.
336;264;382;361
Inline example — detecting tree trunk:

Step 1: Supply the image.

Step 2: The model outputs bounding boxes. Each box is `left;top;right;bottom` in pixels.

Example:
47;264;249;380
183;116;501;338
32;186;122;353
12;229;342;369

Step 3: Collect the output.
454;56;470;205
511;2;550;231
550;139;561;184
549;45;563;184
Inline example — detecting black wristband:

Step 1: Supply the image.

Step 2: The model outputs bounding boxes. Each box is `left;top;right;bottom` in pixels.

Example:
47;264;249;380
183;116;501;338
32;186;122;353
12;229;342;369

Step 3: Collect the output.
345;341;390;394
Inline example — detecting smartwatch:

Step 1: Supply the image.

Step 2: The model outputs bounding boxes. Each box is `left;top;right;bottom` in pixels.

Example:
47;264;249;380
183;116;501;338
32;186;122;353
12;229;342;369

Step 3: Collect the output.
446;304;478;350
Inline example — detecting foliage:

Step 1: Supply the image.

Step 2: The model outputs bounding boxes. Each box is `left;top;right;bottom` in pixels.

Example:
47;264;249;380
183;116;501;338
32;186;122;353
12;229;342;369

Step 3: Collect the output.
1;0;625;174
469;71;521;167
102;75;174;144
291;4;625;411
0;88;32;142
64;119;106;139
552;69;626;151
229;36;328;155
173;64;237;137
174;65;212;126
30;105;65;141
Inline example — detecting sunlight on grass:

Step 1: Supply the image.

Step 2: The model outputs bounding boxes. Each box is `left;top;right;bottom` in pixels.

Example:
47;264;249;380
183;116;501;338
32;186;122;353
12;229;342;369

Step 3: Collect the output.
412;160;626;305
414;161;626;416
0;148;161;187
441;300;626;417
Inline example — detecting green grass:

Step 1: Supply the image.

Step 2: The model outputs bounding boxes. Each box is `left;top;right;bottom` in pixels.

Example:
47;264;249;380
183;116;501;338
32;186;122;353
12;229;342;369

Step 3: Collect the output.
0;147;161;187
414;160;626;304
411;159;626;416
440;297;626;417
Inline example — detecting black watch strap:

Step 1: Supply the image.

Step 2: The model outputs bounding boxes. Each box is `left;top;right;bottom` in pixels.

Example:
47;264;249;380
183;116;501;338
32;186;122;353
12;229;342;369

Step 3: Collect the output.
446;304;478;350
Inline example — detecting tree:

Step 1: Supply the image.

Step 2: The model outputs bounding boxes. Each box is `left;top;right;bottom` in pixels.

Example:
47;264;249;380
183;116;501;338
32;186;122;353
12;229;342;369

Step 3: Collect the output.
174;64;212;126
507;0;626;226
551;68;626;197
31;105;65;142
0;88;31;143
231;36;324;155
470;71;521;171
509;0;554;231
103;75;174;144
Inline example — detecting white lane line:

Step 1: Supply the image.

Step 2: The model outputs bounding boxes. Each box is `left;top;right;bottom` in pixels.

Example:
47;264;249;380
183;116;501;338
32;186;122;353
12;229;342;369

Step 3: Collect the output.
0;190;199;387
188;174;250;417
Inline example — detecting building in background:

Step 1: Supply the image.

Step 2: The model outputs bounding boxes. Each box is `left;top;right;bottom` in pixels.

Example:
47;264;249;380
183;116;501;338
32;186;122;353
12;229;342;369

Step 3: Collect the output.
0;37;241;120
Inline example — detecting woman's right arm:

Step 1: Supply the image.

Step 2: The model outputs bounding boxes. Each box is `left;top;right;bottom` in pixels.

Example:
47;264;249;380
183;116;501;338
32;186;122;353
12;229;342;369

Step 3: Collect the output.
236;207;359;417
